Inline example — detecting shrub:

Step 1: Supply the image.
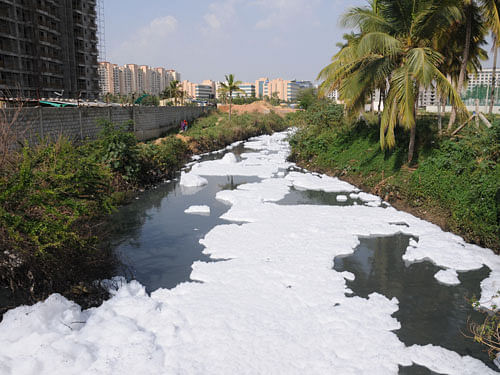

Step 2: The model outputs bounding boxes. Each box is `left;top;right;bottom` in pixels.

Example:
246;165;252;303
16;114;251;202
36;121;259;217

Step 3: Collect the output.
92;119;141;181
0;137;117;307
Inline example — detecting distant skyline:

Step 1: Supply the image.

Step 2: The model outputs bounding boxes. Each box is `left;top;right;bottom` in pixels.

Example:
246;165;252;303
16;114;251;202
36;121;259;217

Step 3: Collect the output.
104;0;496;84
104;0;366;83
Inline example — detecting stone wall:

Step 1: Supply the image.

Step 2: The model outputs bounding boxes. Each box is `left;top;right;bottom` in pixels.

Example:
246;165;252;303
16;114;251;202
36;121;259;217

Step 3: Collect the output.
6;106;210;144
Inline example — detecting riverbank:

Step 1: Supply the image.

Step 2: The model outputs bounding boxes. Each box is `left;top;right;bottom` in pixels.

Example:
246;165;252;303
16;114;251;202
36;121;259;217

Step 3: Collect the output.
0;110;288;312
287;101;500;252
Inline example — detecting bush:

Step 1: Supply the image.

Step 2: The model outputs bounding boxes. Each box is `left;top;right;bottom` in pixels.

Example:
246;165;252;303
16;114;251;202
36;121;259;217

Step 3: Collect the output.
92;120;141;182
0;137;117;307
137;137;189;183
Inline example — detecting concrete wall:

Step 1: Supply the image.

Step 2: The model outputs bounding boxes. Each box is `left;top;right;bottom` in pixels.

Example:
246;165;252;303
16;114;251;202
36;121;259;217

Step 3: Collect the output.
6;106;209;144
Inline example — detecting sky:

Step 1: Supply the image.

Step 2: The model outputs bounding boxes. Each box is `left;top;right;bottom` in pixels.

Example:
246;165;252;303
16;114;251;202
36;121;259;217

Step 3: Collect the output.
104;0;495;84
104;0;366;83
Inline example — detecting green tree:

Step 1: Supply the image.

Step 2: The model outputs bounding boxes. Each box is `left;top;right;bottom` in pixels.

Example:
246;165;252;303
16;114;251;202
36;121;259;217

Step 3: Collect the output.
318;0;467;163
297;88;318;110
220;74;244;121
164;80;182;106
448;0;498;127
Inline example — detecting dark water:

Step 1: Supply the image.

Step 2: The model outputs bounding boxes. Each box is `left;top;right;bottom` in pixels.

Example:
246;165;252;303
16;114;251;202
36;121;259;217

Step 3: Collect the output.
108;174;260;292
107;145;260;292
278;187;360;206
106;146;495;372
333;234;494;371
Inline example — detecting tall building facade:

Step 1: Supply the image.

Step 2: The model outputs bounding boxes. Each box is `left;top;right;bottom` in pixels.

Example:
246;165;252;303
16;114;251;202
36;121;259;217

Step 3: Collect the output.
0;0;99;99
255;77;268;98
262;78;300;102
467;68;500;89
98;61;180;97
182;79;214;100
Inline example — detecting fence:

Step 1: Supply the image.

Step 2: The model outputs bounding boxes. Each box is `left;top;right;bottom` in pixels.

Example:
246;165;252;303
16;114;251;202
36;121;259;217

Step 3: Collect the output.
4;105;210;144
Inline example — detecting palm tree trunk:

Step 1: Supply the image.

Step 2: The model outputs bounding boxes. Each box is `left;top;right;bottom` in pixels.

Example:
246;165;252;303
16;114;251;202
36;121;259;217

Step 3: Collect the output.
378;89;384;125
489;39;498;115
448;8;472;130
408;122;416;164
408;101;418;164
229;94;232;122
437;92;442;135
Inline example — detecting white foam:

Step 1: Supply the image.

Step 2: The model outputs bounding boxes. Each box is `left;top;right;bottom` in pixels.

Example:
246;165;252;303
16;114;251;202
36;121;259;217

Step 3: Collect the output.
336;195;348;202
286;171;358;193
221;153;237;164
0;130;497;374
184;205;211;216
434;269;460;285
179;172;208;187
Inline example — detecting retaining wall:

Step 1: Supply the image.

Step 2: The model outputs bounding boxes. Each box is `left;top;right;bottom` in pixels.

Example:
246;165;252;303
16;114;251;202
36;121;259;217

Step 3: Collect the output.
6;106;210;144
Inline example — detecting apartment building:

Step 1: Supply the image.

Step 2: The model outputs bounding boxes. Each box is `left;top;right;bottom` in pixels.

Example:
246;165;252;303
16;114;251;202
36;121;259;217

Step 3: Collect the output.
467;68;500;89
418;86;438;107
0;0;99;99
98;61;180;97
98;61;120;96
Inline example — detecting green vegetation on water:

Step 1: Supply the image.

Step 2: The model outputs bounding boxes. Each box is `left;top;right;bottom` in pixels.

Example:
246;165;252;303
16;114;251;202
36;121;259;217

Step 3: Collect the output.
0;110;287;311
288;101;500;252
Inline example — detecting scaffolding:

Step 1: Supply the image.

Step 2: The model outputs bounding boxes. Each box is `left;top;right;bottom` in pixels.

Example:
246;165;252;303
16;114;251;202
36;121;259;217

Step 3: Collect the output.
97;0;106;62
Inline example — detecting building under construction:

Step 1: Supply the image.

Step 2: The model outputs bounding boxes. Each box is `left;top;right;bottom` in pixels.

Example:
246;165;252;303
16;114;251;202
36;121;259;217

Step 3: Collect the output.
0;0;99;100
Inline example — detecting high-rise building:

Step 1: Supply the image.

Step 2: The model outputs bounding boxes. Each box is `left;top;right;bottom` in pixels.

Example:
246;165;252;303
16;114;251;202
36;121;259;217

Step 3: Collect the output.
0;0;99;99
98;61;119;96
98;62;180;97
255;77;268;98
263;78;300;102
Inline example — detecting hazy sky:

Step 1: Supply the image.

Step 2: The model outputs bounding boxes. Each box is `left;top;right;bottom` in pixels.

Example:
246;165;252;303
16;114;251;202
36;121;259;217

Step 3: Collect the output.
104;0;495;83
104;0;366;83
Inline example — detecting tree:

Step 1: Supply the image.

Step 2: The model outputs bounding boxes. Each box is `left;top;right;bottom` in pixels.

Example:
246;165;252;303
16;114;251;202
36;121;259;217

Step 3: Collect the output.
220;74;243;121
484;0;500;113
448;0;499;127
318;0;467;163
165;80;182;106
297;88;318;110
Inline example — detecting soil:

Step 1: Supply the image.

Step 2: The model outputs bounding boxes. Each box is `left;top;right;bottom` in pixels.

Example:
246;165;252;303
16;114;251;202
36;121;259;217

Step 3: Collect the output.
218;101;296;117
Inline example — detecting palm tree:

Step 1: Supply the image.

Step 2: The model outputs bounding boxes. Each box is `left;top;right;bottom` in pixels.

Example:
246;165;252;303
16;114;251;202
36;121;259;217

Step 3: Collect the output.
435;7;488;132
166;80;182;106
220;74;243;121
319;0;467;163
484;0;500;113
448;0;498;128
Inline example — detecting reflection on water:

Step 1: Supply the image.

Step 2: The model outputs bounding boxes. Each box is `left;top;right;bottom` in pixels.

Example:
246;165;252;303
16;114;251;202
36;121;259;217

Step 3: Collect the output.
107;174;260;292
398;364;445;375
277;187;360;206
333;234;493;370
